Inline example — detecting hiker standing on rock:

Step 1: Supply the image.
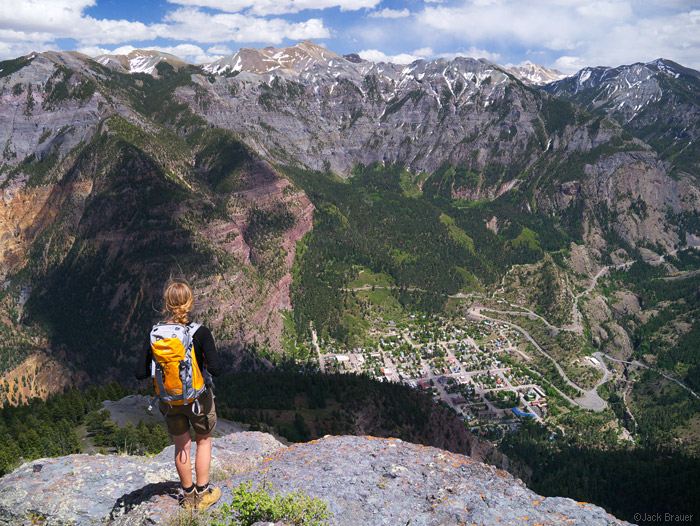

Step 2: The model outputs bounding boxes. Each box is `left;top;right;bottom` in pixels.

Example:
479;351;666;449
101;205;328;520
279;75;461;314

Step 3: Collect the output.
135;281;222;510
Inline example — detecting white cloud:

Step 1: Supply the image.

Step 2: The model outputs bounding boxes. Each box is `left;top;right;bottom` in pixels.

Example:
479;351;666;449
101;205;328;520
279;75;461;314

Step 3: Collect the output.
76;43;222;63
0;0;95;33
166;0;258;12
575;1;632;19
0;0;165;46
162;7;330;44
552;55;588;72
0;40;50;60
148;44;224;63
76;45;112;56
112;45;138;55
547;8;700;72
412;47;434;56
0;28;56;44
417;2;586;50
0;0;331;59
78;18;167;45
1;0;698;73
357;45;500;64
75;45;138;58
280;0;381;11
358;49;421;64
368;8;410;18
207;44;233;55
166;0;381;16
417;1;700;71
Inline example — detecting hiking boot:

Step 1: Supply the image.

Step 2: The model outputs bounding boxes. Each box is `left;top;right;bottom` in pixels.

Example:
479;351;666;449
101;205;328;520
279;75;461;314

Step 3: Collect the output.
196;484;221;510
181;487;197;510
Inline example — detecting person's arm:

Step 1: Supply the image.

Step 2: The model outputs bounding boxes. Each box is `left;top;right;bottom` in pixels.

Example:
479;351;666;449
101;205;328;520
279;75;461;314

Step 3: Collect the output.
134;340;153;380
194;326;221;377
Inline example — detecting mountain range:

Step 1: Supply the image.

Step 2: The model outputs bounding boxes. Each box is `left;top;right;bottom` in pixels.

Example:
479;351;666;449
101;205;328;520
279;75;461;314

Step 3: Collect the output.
1;40;699;396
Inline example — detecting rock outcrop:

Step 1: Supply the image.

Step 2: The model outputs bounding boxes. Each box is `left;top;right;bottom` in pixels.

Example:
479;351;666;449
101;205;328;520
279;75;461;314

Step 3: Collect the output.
0;432;631;525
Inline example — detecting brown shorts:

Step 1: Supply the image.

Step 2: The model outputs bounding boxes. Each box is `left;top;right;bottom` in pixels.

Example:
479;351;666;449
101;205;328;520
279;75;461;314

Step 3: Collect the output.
158;389;217;437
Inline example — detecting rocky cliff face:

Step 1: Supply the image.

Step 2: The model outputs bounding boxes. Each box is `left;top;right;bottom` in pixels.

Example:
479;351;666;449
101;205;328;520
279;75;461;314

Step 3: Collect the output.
182;44;698;255
0;52;105;167
537;148;698;252
0;431;631;526
191;52;540;177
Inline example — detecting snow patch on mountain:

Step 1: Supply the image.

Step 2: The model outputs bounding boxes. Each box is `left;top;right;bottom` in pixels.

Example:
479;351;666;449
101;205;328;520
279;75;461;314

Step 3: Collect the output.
507;62;569;86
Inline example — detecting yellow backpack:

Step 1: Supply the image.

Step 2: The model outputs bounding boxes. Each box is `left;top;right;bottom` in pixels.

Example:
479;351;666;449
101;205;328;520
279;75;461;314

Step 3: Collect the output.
149;322;208;411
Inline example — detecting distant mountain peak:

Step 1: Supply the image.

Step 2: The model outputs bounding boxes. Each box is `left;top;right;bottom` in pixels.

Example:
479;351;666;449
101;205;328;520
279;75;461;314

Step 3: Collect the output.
547;57;700;99
94;49;189;75
202;40;344;76
648;57;700;79
507;62;568;86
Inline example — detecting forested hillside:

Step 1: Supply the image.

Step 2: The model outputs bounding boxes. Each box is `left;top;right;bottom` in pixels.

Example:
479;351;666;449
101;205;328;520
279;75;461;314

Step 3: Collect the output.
286;162;564;344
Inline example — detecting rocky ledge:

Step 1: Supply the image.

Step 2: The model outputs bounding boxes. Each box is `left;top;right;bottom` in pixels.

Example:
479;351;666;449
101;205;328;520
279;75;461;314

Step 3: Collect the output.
0;432;631;525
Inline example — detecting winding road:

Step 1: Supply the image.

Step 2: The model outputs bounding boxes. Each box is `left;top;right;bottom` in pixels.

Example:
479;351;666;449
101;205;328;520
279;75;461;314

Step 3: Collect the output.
468;307;608;411
467;262;629;411
470;250;688;413
599;353;700;400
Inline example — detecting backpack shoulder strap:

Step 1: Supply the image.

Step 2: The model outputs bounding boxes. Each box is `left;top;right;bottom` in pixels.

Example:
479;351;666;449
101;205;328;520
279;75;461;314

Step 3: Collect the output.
187;322;206;383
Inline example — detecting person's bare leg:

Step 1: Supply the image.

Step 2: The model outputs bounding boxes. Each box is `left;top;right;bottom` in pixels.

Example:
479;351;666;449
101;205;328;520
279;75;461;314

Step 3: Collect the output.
173;431;193;488
194;433;212;487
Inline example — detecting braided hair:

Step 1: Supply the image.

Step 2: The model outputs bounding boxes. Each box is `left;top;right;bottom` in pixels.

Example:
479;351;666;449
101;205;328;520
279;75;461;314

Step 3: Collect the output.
163;281;194;325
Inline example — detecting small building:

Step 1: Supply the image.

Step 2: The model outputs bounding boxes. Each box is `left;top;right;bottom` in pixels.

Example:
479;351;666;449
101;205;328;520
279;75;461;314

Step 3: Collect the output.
532;387;546;398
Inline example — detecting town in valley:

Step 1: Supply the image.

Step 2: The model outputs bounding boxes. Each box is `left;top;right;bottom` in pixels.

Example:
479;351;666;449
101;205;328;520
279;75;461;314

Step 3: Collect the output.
293;304;609;439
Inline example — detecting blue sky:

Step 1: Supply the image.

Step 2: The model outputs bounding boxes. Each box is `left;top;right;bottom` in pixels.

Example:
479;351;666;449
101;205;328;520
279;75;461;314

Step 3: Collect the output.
1;1;699;72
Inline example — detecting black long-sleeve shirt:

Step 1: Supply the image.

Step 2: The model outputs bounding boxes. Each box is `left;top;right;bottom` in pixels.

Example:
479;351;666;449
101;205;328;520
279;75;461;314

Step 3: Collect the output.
134;324;221;380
